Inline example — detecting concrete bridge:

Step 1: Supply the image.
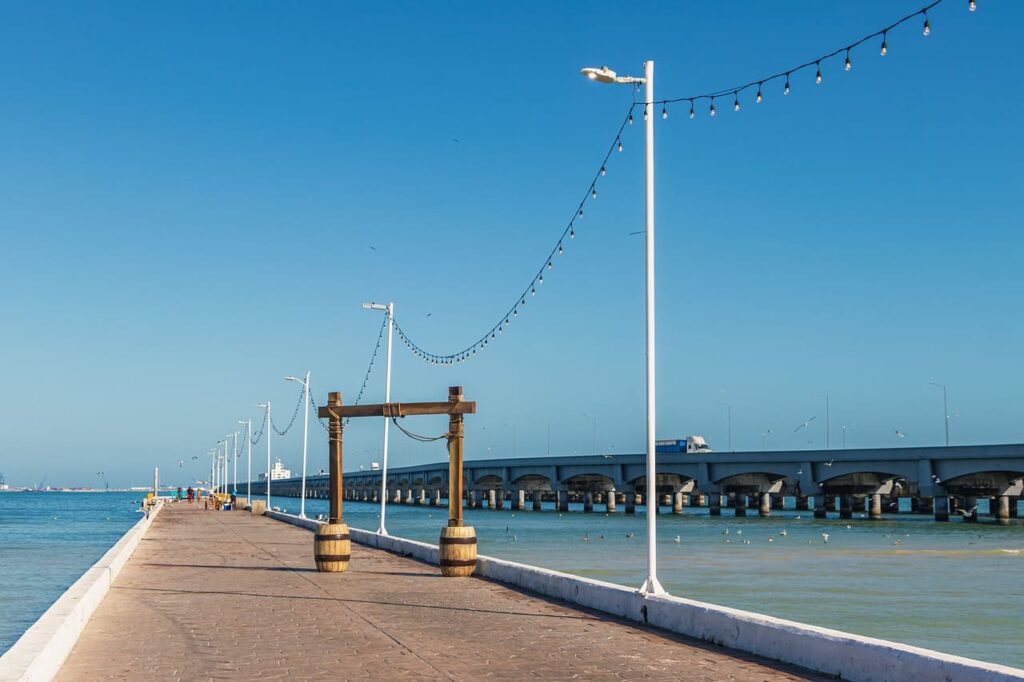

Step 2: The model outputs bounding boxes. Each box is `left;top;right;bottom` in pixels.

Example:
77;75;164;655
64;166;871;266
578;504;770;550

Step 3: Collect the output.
250;443;1024;523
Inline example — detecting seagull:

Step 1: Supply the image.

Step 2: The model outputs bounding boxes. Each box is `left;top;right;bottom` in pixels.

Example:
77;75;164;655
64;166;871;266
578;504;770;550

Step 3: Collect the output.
601;454;614;459
426;313;432;318
674;535;681;544
723;528;730;535
779;529;788;536
895;430;906;438
955;506;979;518
823;460;834;467
821;533;830;544
796;469;803;475
768;536;775;542
794;416;817;432
368;246;376;251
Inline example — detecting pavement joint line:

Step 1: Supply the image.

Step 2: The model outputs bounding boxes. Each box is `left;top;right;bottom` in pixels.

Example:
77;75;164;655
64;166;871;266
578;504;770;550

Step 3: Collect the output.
216;510;455;680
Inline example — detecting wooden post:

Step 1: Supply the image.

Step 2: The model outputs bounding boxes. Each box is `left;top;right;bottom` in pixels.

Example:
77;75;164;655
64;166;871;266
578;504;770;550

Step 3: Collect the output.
447;385;464;527
327;391;343;524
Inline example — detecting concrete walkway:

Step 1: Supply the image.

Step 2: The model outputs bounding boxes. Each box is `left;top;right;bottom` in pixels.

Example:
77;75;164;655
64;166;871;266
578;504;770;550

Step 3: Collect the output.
57;504;827;680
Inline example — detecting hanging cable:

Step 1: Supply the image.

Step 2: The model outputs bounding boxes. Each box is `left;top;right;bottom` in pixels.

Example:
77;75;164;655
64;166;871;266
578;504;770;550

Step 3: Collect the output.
655;0;964;113
270;385;305;436
389;416;449;443
391;104;634;364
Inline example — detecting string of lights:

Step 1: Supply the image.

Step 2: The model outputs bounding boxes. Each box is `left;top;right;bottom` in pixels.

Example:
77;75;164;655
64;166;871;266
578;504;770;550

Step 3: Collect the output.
391;104;635;365
270;384;306;436
654;0;970;118
250;409;269;446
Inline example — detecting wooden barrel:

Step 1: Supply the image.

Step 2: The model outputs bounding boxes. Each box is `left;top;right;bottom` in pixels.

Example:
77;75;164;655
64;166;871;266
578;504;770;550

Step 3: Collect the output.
314;523;350;573
251;500;266;515
439;525;477;577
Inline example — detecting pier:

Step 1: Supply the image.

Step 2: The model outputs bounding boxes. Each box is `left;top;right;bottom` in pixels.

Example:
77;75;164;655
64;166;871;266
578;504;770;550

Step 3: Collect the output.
252;443;1024;523
54;503;821;680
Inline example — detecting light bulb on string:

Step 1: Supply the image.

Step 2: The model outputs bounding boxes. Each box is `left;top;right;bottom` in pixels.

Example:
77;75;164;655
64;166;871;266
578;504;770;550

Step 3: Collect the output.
600;166;606;176
689;99;695;119
592;187;597;199
969;0;976;12
815;62;822;84
558;243;564;255
578;208;584;218
513;308;518;316
547;260;553;270
880;32;888;56
845;50;853;71
539;274;544;284
531;287;536;296
709;98;716;116
662;106;668;119
784;74;791;95
733;92;740;112
756;83;763;103
922;13;930;35
504;318;509;326
617;139;623;152
628;112;633;126
569;227;575;239
643;105;648;121
498;327;502;335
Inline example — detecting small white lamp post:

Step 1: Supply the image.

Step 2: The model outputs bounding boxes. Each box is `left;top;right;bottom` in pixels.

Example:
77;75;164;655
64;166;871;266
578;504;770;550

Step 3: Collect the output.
286;371;311;518
240;419;252;504
363;302;394;535
257;402;272;507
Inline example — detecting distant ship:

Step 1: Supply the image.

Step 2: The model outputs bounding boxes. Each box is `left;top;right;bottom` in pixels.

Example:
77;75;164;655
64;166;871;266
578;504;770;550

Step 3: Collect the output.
259;459;292;481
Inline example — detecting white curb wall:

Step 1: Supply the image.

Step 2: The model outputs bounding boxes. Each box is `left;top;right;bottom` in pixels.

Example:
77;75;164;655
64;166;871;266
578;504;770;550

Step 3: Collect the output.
264;510;1024;682
0;502;164;682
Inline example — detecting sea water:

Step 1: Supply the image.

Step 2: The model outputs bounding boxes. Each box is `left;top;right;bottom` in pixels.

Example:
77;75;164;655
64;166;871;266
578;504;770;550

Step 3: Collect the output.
266;494;1024;669
0;492;143;655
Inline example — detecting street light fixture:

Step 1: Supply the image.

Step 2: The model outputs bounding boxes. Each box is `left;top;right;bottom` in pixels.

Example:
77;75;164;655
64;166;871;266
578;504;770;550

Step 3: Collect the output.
286;371;311;518
256;402;272;507
582;59;662;596
363;301;394;535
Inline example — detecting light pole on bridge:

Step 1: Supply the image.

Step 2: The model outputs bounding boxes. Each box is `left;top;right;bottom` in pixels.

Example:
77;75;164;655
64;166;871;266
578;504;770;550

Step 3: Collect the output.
929;382;950;446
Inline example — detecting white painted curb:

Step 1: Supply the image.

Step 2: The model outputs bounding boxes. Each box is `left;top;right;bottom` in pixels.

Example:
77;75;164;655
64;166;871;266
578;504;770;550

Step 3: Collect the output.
0;502;164;682
264;510;1024;682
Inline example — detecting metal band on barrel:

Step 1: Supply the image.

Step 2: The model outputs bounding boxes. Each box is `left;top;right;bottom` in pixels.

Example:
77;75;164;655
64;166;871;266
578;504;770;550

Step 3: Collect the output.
315;554;351;562
439;537;477;545
439;558;477;567
315;534;350;541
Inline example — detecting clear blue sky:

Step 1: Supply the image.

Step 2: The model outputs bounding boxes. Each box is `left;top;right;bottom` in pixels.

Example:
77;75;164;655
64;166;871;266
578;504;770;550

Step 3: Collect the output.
1;1;1021;487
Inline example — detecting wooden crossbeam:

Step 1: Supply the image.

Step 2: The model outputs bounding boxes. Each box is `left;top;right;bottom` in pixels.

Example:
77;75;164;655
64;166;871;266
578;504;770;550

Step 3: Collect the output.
318;401;476;419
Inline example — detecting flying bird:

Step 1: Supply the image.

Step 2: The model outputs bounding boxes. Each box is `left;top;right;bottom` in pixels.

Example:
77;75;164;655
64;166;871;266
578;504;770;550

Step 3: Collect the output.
823;460;834;467
895;430;906;438
794;416;817;432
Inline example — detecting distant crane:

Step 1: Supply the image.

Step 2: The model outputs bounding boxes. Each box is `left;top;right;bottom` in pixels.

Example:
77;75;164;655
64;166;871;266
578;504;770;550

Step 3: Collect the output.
96;471;109;491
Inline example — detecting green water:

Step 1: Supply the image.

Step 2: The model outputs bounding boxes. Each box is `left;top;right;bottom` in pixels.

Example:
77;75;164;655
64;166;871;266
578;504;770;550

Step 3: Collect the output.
269;495;1024;669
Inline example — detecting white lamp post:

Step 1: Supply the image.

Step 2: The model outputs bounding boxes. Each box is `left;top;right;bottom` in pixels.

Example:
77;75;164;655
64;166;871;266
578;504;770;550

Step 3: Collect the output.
363;302;394;535
257;401;272;506
240;419;252;505
209;447;217;494
286;371;311;518
231;431;239;495
582;61;663;595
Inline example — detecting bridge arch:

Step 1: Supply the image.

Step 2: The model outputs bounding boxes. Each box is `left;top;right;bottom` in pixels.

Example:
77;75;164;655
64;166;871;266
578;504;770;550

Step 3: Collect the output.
561;473;615;492
474;474;503;488
511;474;552;491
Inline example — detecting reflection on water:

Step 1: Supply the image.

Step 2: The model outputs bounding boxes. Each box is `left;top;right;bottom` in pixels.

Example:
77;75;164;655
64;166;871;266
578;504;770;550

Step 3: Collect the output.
0;492;142;654
271;495;1024;669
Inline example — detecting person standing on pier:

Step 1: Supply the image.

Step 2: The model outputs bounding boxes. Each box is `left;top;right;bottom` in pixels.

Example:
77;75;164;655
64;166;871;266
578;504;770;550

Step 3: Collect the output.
187;486;194;503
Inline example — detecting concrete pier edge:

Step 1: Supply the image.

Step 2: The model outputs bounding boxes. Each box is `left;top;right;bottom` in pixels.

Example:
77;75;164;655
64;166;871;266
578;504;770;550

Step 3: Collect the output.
0;502;164;682
266;509;1024;682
